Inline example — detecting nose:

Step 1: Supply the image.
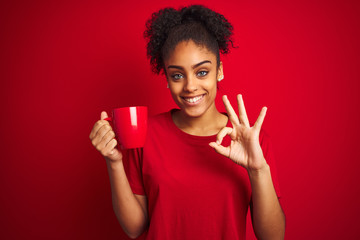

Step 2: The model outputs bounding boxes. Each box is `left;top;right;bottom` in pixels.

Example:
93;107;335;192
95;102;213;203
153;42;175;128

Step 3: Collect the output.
183;76;198;92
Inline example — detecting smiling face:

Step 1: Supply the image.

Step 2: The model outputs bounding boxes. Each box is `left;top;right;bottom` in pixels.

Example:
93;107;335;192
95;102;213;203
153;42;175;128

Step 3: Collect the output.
164;40;223;118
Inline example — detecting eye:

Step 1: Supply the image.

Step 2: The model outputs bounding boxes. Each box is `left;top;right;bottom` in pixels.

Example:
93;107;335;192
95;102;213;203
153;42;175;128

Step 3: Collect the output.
197;71;208;77
171;73;183;81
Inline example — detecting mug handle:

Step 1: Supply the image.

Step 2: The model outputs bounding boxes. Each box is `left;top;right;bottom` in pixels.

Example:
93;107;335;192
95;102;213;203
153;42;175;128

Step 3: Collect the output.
104;117;114;129
104;117;115;130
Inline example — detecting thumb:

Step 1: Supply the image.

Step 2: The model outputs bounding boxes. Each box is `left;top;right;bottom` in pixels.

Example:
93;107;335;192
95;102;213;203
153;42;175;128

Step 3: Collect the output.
101;111;108;120
209;142;230;158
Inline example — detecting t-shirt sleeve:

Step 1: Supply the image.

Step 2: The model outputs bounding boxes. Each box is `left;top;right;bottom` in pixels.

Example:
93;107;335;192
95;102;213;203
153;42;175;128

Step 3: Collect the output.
260;130;282;199
122;148;146;195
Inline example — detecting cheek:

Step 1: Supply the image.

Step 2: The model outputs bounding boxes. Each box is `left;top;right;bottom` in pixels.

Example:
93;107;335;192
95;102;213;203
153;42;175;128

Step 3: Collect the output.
169;84;182;94
206;72;218;89
168;85;183;103
205;79;218;93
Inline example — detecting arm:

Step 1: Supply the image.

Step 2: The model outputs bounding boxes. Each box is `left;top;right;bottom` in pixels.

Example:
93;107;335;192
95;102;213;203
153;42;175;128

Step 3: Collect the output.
209;95;285;239
90;111;148;239
249;164;285;240
106;159;149;239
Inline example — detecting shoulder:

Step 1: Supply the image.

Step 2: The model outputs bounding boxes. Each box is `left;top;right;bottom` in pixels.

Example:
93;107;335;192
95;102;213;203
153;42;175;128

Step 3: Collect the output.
148;109;177;128
145;109;178;141
149;110;171;123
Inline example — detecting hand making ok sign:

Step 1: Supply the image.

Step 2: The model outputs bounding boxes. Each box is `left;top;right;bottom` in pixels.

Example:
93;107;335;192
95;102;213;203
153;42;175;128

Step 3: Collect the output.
209;94;268;172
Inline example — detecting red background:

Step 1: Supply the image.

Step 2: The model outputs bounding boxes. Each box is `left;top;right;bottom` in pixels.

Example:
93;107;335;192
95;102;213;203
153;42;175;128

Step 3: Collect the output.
1;0;359;239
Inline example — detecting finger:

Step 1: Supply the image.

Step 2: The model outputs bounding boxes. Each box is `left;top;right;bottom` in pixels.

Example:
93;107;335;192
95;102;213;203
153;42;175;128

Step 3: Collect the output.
92;124;112;146
101;138;118;157
104;138;118;155
101;111;109;120
216;127;233;145
254;107;267;130
237;94;250;128
222;95;240;126
98;129;116;150
209;142;230;158
89;119;110;140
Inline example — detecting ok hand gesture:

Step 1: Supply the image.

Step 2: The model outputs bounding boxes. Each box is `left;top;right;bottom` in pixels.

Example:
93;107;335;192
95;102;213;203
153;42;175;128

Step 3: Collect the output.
209;95;268;172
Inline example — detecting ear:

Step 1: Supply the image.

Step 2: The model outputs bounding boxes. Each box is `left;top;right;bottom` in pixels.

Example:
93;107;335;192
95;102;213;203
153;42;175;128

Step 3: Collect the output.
217;61;224;80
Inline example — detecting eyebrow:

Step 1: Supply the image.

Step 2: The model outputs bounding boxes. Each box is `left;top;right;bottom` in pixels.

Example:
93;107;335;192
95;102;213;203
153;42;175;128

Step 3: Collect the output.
167;60;212;70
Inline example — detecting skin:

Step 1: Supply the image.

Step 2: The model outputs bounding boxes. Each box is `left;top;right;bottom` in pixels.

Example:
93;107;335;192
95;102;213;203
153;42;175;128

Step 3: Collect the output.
89;113;148;239
89;39;285;239
209;95;286;239
165;40;227;136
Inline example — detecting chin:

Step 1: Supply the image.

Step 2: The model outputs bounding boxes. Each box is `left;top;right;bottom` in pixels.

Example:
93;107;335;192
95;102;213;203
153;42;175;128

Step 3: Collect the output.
181;105;208;118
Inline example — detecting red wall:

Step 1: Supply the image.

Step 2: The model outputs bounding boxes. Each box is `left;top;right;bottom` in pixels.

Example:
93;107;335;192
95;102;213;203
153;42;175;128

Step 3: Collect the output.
1;0;359;239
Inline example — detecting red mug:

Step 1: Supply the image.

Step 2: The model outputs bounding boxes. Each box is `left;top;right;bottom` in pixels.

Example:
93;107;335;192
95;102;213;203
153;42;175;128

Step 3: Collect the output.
105;106;148;149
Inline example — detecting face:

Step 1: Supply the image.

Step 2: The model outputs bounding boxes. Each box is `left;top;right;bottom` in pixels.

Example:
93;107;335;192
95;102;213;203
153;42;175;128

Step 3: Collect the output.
164;40;223;118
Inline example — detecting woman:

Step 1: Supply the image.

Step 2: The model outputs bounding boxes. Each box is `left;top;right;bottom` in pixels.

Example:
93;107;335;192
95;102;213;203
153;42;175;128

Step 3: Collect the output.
89;5;285;240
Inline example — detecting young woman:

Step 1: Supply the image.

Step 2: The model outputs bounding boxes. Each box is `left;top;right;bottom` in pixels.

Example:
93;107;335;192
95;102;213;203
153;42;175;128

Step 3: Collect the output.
89;5;285;240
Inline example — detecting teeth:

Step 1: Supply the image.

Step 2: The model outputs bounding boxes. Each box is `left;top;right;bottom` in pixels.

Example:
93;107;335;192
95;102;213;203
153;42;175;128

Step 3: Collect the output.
184;95;203;103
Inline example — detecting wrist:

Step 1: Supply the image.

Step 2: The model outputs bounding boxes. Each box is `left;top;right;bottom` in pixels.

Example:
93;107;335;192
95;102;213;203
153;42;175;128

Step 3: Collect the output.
247;161;270;178
105;157;123;170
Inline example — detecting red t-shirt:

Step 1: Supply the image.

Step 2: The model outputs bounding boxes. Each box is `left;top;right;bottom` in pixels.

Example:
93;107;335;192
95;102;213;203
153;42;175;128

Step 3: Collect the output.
122;109;281;240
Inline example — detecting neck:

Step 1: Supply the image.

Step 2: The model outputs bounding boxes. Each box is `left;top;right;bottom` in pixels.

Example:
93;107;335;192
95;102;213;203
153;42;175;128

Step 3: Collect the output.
173;104;228;136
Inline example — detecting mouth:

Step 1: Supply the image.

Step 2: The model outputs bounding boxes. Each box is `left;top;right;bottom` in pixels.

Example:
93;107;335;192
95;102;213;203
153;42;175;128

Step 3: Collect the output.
181;94;206;105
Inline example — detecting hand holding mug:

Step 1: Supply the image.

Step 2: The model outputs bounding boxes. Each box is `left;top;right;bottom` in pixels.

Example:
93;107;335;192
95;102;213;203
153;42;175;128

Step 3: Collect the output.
90;106;148;163
89;111;122;162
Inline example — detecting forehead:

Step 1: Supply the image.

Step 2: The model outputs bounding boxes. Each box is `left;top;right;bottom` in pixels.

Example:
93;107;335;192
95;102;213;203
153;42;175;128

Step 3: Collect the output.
165;40;216;67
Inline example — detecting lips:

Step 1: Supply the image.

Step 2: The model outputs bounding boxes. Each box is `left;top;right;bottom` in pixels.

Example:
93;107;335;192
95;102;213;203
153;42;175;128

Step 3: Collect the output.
181;94;205;104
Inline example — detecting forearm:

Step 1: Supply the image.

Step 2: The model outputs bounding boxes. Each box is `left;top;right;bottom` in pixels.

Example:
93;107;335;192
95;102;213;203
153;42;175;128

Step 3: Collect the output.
248;163;285;240
106;159;148;238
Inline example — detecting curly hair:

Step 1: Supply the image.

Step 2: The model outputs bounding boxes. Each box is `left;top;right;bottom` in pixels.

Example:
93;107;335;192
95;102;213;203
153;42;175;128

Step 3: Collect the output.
144;5;234;75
